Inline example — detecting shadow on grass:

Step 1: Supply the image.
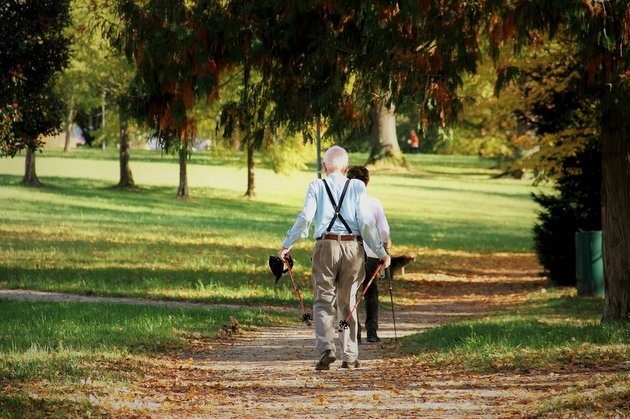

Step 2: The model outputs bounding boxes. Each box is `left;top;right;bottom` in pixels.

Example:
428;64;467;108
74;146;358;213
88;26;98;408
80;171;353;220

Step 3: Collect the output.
1;174;534;253
395;277;543;302
0;393;107;418
392;217;533;252
521;296;605;318
0;174;294;237
401;295;629;371
0;264;311;306
0;300;293;355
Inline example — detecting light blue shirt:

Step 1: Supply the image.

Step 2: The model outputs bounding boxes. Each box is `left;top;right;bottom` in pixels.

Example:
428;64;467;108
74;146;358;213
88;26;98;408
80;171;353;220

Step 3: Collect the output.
282;172;387;258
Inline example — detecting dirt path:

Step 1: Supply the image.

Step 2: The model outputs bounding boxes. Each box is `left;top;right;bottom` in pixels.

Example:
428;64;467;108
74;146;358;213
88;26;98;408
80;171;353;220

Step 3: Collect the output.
4;253;623;417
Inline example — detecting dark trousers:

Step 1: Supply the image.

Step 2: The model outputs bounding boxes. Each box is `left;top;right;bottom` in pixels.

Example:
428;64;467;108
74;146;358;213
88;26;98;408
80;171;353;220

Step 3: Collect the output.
359;257;380;333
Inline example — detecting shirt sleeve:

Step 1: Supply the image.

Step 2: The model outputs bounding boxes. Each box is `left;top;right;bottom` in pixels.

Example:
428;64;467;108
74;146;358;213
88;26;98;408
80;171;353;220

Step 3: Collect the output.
356;182;387;258
374;199;391;247
282;180;318;249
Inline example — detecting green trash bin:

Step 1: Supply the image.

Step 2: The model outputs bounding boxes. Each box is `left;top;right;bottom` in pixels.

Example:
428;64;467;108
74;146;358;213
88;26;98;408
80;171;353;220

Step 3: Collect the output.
575;230;605;297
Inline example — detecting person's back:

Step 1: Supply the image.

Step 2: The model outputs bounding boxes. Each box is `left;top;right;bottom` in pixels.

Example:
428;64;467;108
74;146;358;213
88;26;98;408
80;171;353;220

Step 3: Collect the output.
278;146;390;370
347;165;391;343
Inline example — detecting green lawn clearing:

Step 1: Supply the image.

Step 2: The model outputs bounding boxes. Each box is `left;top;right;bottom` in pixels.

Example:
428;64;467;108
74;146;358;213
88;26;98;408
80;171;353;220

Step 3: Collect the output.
0;150;545;304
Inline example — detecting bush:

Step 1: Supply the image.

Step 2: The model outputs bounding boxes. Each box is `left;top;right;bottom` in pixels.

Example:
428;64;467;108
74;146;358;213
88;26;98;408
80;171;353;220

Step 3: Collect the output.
532;142;601;285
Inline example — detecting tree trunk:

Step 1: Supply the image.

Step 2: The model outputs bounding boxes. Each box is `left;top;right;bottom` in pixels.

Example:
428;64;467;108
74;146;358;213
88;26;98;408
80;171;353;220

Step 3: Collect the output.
245;140;255;198
177;148;189;198
368;102;406;167
23;147;42;187
600;86;630;322
116;108;135;189
231;129;241;151
63;106;74;152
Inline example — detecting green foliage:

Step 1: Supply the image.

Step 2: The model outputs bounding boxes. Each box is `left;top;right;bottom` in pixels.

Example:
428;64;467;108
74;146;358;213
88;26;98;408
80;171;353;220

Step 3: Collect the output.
114;0;233;151
261;133;328;175
0;0;71;156
447;53;521;158
55;0;136;142
489;41;603;286
0;102;22;155
223;1;485;141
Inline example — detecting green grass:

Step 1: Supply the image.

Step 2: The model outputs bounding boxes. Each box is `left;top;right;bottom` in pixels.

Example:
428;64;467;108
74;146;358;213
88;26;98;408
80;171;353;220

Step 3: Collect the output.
0;298;291;416
402;290;630;372
0;299;290;382
0;150;545;303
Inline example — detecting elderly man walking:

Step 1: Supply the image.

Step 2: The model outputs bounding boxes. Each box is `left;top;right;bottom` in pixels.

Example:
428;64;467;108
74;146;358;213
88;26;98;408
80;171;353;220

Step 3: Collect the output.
278;146;391;370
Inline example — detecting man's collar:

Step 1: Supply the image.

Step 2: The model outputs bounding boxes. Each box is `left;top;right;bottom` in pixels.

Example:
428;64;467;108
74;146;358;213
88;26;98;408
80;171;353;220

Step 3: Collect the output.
326;172;346;179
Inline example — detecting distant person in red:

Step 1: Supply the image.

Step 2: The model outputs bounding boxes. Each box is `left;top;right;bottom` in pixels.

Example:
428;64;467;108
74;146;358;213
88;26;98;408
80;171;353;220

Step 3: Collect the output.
410;130;420;154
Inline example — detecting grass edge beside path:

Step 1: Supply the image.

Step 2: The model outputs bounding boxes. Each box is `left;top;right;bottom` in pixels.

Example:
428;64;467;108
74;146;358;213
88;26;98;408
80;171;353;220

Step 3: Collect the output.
0;299;293;417
401;289;630;416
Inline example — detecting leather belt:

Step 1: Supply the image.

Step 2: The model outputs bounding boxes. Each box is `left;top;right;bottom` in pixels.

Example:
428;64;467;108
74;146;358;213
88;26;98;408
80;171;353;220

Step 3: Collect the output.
317;234;362;242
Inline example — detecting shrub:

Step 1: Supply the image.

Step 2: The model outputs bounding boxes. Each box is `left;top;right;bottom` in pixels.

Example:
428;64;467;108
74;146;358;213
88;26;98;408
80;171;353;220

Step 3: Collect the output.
532;142;601;285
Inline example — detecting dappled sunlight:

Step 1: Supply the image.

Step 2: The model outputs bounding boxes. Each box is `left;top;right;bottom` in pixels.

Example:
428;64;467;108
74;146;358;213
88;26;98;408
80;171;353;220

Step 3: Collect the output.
4;153;622;417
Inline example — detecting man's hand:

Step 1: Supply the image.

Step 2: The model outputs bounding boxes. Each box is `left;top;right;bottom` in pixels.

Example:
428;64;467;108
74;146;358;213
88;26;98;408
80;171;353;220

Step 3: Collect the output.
381;254;391;268
278;247;290;261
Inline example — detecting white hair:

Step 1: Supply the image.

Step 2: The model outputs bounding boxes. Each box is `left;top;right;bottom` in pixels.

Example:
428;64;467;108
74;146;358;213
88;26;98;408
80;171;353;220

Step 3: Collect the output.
323;145;349;171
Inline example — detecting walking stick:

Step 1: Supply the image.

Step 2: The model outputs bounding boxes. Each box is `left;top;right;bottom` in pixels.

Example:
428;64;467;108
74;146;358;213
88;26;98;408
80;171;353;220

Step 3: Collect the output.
338;261;384;332
284;258;313;326
386;266;398;341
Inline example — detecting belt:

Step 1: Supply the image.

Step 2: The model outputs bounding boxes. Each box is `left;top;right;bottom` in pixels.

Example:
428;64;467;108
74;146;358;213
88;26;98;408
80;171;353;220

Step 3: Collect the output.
317;233;363;242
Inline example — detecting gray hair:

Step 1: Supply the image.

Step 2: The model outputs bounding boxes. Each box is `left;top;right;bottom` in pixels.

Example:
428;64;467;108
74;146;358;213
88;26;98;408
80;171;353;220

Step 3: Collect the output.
323;145;349;171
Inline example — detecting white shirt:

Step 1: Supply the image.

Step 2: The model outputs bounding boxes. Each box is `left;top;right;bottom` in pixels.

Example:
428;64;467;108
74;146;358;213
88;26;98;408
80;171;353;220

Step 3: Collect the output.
282;172;387;258
364;196;390;258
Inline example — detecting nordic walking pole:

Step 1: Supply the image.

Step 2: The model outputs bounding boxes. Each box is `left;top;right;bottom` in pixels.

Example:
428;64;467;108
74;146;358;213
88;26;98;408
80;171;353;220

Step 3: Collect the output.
284;258;313;326
386;266;398;341
338;261;385;332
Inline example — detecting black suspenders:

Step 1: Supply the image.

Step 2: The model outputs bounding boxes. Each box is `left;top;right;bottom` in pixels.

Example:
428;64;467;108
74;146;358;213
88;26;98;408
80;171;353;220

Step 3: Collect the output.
322;179;353;234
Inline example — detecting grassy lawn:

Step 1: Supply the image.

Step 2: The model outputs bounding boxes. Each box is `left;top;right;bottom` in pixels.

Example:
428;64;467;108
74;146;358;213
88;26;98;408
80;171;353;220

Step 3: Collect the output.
0;149;543;304
402;289;630;415
403;290;629;372
0;299;291;416
2;149;626;416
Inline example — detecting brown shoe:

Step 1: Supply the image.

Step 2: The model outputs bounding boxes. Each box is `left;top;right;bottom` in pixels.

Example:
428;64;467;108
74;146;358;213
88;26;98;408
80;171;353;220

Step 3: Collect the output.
340;360;361;369
315;349;336;370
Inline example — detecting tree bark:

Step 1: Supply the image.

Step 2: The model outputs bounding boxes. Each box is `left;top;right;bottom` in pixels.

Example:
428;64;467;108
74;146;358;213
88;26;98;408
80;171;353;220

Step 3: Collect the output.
63;105;74;152
231;129;242;151
368;102;406;167
116;108;135;189
245;140;255;198
177;148;189;198
600;86;630;322
23;147;42;187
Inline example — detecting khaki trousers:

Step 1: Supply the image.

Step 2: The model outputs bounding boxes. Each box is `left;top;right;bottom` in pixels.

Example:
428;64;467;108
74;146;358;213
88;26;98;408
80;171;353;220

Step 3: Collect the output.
311;238;365;362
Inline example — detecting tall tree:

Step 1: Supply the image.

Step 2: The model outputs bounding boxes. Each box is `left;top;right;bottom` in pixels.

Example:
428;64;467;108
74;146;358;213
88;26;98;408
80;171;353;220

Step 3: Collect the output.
0;0;71;186
114;0;235;198
61;0;138;188
213;0;486;178
487;0;630;321
369;103;404;167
